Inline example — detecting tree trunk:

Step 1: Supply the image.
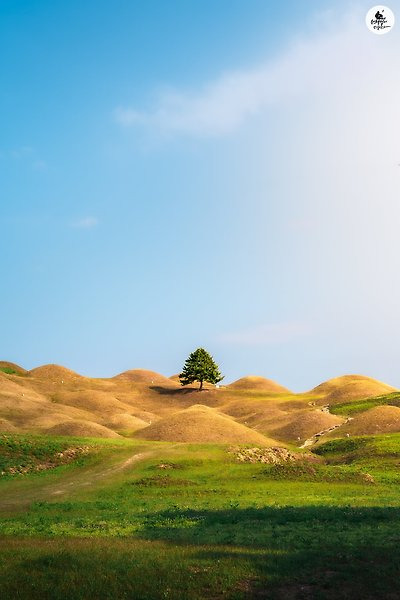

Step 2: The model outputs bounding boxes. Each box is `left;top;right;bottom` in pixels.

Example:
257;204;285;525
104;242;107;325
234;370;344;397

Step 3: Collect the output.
199;380;203;391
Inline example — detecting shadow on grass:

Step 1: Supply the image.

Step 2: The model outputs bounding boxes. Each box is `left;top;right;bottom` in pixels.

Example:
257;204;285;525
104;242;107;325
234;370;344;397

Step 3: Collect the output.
149;386;221;409
138;505;400;598
1;506;400;599
149;385;200;395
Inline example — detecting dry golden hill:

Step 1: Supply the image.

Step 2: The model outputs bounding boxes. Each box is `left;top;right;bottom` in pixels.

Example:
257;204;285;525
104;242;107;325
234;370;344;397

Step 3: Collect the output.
0;374;45;401
279;399;310;410
113;369;177;387
136;404;280;445
112;386;203;417
0;374;119;433
309;375;397;405
51;390;135;414
0;418;17;432
29;364;83;381
219;398;290;432
8;360;399;445
223;399;288;422
0;376;50;426
24;405;107;432
227;376;290;394
222;394;344;444
270;410;344;443
218;391;311;434
0;362;201;435
0;361;27;375
0;363;305;438
169;374;180;382
26;413;77;430
335;405;400;436
45;420;121;438
103;413;149;432
107;400;159;424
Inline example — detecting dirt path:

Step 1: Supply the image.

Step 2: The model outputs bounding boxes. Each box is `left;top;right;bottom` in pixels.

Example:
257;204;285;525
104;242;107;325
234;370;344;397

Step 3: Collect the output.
48;450;154;497
0;448;155;514
300;405;352;448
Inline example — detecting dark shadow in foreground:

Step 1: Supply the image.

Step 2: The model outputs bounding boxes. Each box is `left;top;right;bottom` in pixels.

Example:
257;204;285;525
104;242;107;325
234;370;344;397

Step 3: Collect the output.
1;506;399;599
138;505;400;599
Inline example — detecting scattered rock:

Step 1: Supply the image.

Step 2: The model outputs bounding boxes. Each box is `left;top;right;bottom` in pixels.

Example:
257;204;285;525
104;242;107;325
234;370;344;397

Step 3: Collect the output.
361;472;376;484
229;446;301;464
1;445;90;477
156;462;182;470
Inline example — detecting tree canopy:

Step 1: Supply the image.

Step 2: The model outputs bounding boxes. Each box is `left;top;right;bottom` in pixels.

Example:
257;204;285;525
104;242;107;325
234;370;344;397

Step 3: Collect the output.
179;348;224;391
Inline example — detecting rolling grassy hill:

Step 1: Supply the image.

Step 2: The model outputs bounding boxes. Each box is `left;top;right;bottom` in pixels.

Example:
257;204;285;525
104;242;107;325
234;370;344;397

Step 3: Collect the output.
1;363;400;597
309;374;397;406
330;391;400;416
4;363;397;445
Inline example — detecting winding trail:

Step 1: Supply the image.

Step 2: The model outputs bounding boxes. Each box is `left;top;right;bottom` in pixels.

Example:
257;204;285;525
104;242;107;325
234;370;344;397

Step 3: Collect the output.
0;447;155;514
300;405;353;449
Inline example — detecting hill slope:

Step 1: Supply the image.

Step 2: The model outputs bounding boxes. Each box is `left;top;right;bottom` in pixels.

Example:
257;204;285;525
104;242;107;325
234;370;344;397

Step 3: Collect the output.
113;369;177;386
136;404;280;445
270;410;345;443
227;376;290;393
336;405;400;436
29;364;83;381
309;375;397;405
46;420;121;438
0;361;27;375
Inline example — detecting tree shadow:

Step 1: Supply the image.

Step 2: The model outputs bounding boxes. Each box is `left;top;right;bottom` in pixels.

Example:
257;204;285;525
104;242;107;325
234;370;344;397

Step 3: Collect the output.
149;385;200;396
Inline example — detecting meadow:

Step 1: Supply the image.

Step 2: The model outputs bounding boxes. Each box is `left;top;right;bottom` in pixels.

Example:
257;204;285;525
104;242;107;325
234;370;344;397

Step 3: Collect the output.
1;432;400;599
330;392;400;416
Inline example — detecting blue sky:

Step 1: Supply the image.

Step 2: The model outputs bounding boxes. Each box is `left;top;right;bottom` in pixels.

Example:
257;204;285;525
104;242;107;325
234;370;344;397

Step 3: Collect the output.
1;0;400;390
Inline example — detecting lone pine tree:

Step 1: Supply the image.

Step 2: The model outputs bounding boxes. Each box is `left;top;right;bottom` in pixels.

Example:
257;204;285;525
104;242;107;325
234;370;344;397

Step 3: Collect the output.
179;348;224;391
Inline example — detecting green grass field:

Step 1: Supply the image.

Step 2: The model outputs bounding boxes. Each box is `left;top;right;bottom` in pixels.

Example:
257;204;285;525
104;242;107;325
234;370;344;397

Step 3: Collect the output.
330;392;400;416
0;367;19;375
1;433;400;598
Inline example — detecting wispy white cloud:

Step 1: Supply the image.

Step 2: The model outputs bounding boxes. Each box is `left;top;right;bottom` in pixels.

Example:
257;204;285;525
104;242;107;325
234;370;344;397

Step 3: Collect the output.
113;9;382;138
114;5;400;365
71;217;99;229
216;322;311;346
113;56;301;136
